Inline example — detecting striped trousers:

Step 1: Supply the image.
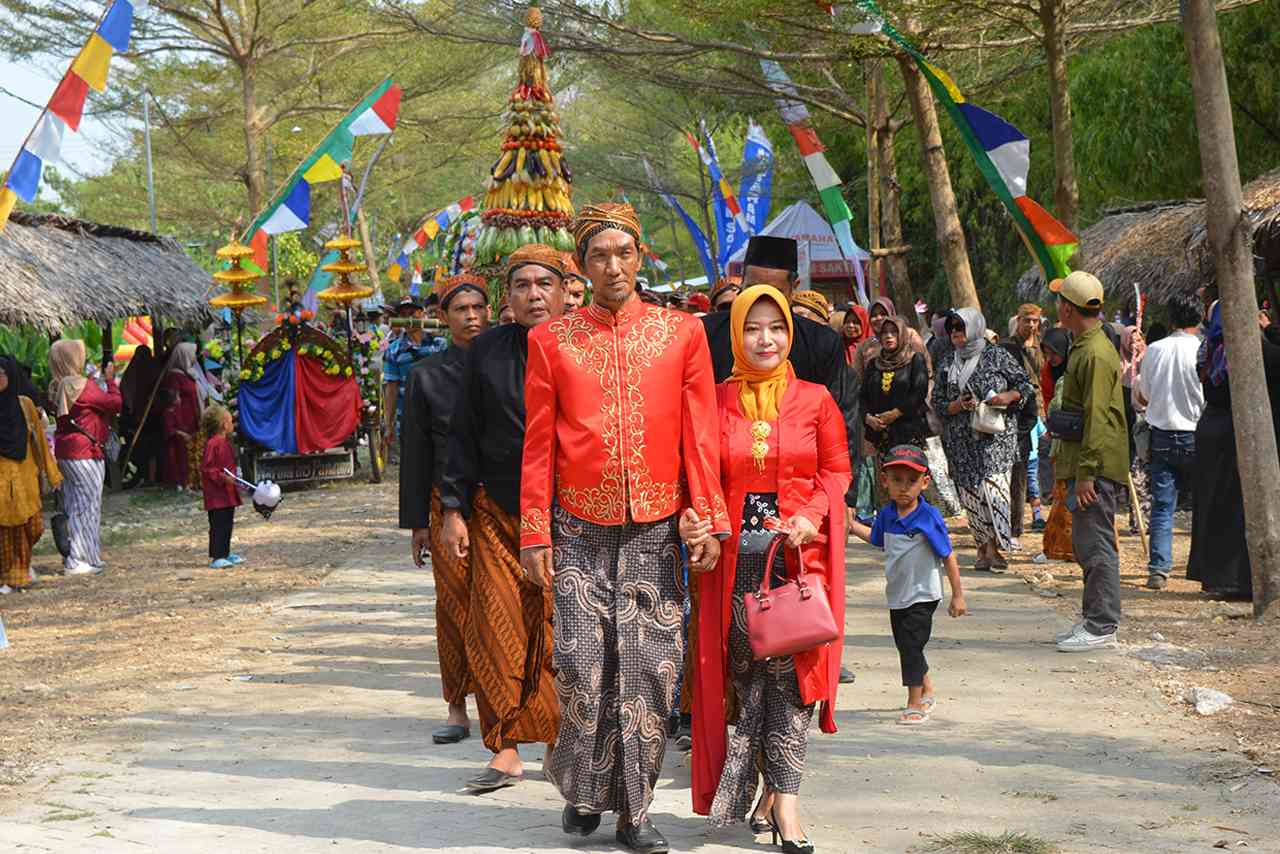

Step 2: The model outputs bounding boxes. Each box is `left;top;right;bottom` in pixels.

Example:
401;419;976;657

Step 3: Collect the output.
58;458;105;569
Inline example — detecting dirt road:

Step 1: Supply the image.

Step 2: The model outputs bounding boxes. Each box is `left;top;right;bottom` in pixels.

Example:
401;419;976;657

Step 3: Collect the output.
1;474;1275;852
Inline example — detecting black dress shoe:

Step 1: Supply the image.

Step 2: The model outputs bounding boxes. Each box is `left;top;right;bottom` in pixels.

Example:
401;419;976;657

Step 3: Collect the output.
431;724;471;744
463;767;522;792
839;666;856;684
561;804;601;836
616;815;669;854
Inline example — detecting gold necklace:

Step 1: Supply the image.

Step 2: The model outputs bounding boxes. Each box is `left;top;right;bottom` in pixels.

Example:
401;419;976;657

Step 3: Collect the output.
749;420;772;472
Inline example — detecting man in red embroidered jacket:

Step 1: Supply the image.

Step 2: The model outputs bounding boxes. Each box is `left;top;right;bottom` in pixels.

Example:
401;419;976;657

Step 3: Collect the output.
520;203;730;853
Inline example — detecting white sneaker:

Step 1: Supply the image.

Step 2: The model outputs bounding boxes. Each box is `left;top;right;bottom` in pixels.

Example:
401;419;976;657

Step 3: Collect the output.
1054;622;1083;644
0;585;11;595
64;561;103;576
1009;538;1023;552
1057;628;1118;652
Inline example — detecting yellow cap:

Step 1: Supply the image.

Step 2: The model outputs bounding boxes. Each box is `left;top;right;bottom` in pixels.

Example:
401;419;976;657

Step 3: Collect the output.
1050;271;1104;309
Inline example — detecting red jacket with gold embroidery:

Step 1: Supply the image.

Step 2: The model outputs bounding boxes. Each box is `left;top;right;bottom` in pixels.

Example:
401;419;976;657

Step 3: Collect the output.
520;298;730;548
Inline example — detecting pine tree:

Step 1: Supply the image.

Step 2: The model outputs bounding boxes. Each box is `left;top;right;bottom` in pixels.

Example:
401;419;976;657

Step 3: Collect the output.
475;2;575;265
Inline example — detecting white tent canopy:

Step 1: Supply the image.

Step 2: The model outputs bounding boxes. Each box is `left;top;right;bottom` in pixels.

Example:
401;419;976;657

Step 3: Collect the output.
727;201;867;279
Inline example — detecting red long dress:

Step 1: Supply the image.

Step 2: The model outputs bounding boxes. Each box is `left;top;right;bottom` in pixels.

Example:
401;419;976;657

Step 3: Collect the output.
160;371;200;487
691;377;852;816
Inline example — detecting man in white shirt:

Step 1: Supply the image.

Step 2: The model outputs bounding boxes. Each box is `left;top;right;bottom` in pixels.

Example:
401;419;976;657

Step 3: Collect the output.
1134;292;1206;590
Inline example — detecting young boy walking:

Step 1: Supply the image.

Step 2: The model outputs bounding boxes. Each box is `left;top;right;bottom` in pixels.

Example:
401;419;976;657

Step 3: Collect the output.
200;404;242;569
849;445;966;725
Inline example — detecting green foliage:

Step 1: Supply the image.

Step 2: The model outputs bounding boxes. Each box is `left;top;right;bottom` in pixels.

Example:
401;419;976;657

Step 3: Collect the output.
0;327;52;386
5;0;1278;316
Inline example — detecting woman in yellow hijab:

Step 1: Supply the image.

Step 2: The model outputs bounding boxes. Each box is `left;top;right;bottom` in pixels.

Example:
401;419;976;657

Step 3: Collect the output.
682;284;851;850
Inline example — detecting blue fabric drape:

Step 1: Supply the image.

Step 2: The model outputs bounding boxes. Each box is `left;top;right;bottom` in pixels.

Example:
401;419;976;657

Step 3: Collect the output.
239;350;297;454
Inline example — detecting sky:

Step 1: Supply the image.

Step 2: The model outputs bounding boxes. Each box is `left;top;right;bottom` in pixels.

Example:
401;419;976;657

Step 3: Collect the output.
0;57;121;188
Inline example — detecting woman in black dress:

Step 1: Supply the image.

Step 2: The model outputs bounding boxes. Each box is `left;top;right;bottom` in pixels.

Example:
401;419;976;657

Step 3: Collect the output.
1187;303;1280;598
861;315;930;454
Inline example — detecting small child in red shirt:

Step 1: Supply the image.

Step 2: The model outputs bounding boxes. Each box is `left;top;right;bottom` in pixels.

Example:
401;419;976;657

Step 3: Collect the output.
200;403;242;568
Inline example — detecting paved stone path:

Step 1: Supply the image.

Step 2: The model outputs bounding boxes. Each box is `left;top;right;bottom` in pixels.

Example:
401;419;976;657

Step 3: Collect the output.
2;531;1276;853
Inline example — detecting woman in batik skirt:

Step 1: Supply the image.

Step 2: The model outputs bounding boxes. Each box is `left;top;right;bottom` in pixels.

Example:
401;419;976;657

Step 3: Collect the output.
687;285;851;853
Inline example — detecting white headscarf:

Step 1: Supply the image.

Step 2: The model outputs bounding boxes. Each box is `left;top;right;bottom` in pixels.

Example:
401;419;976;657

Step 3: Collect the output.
167;342;208;409
947;307;989;391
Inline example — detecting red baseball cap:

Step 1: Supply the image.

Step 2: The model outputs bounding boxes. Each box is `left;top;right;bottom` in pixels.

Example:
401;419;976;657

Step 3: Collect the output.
882;444;929;474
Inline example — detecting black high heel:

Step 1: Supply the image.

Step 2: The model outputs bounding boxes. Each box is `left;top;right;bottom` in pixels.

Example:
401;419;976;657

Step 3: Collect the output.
749;789;775;834
770;803;814;854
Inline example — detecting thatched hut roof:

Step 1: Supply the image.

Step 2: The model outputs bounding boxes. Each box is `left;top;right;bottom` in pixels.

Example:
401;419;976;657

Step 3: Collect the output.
1018;168;1280;305
0;211;213;332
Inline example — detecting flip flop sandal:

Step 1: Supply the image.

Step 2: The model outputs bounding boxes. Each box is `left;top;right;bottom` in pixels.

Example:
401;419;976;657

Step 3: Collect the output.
464;767;523;792
432;723;471;744
898;708;930;725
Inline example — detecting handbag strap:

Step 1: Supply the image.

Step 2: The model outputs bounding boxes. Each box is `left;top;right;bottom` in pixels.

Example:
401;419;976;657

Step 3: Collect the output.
757;531;809;599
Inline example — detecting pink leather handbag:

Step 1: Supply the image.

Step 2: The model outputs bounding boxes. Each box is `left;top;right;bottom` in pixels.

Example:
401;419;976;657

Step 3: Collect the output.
744;532;839;661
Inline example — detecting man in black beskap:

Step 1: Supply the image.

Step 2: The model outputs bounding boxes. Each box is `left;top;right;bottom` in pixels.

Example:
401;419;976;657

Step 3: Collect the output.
701;235;861;499
698;234;860;687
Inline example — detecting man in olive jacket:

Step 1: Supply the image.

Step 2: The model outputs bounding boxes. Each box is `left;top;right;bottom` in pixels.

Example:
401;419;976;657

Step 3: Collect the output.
1050;271;1129;652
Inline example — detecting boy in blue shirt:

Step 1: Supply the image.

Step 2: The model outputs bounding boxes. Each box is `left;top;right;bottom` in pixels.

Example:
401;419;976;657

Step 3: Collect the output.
849;445;967;725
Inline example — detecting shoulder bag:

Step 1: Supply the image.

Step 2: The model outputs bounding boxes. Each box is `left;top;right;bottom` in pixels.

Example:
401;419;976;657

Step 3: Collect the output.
744;532;839;661
968;386;1006;435
1046;407;1085;442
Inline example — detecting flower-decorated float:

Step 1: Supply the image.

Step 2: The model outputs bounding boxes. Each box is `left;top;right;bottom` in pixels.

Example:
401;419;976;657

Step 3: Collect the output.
234;301;363;484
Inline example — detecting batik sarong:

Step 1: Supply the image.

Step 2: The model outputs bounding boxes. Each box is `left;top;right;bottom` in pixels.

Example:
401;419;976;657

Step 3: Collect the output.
957;470;1012;550
429;488;471;704
709;544;814;826
545;507;683;826
0;513;43;588
464;488;559;754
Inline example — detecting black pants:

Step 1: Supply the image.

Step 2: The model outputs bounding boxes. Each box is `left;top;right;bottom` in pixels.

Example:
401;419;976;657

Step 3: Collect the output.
208;508;235;560
889;599;938;686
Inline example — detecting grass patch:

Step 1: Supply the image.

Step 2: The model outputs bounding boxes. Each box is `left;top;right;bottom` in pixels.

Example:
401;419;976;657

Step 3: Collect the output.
128;489;189;508
41;811;94;823
918;831;1058;854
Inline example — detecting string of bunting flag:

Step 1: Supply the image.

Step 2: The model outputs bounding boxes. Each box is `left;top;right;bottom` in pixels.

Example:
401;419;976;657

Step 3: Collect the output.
0;0;146;231
239;79;402;273
686;122;752;273
851;0;1079;281
759;58;870;300
386;196;476;284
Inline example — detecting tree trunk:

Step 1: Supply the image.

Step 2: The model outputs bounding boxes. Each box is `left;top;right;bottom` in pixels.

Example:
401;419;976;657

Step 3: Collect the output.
865;60;882;301
240;62;266;214
693;146;718;269
1041;0;1079;229
875;86;919;332
1182;0;1280;619
896;54;979;311
356;208;381;290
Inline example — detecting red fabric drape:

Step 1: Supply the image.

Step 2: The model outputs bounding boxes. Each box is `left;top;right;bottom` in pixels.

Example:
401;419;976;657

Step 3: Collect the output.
293;355;360;454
